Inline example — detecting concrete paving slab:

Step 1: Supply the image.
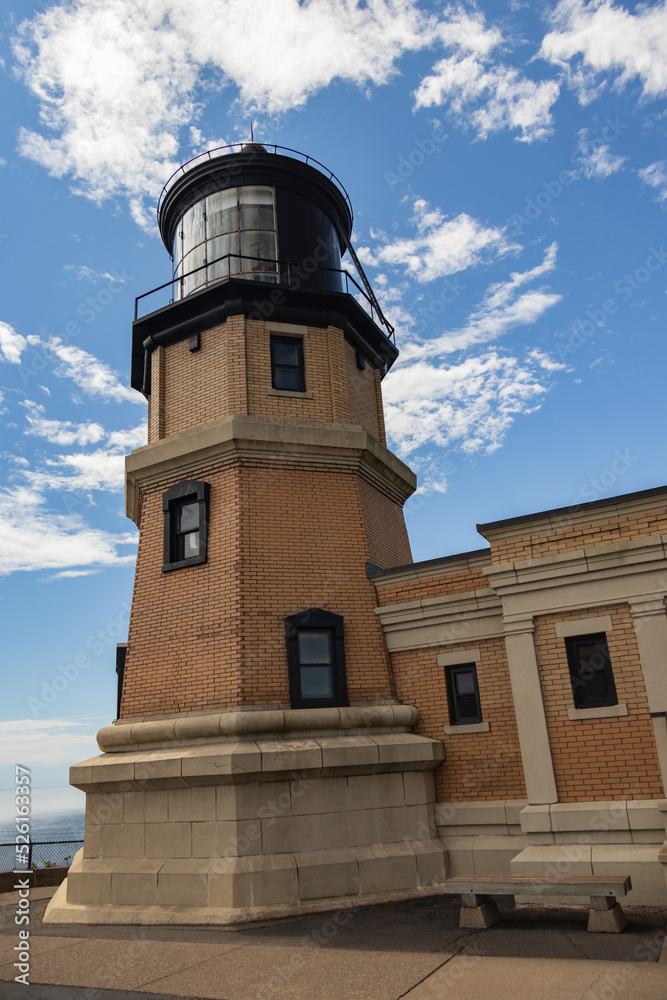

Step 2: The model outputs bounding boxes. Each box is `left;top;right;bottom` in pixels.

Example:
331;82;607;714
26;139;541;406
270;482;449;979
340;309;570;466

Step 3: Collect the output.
141;941;457;1000
403;954;667;1000
0;937;247;993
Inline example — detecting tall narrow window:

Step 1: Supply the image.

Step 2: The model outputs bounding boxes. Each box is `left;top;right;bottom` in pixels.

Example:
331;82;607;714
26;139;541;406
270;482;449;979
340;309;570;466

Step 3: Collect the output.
285;608;348;709
271;335;305;392
565;633;617;709
162;479;210;572
446;663;483;726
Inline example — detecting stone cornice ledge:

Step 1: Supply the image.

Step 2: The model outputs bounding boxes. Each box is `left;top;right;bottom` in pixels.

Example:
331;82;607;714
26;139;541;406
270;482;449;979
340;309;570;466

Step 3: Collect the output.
375;588;504;651
486;537;667;599
126;414;416;522
98;704;420;752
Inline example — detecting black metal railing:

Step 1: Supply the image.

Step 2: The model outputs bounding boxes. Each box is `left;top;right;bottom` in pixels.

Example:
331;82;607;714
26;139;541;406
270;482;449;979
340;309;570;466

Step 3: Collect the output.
0;840;83;872
157;143;353;224
134;252;396;343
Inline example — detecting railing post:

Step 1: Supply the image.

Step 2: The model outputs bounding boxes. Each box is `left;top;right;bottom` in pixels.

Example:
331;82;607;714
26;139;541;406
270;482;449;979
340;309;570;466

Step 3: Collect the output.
27;841;32;871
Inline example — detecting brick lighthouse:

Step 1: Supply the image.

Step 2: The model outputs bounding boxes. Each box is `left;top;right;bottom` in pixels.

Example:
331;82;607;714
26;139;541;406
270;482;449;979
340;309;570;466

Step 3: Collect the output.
46;144;448;925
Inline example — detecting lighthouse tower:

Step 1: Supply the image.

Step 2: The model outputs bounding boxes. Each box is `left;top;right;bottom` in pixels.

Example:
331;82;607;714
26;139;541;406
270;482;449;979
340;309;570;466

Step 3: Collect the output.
47;145;448;925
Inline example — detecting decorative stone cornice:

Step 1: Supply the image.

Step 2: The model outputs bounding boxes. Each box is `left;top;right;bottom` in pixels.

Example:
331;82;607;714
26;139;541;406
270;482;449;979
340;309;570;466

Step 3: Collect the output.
98;703;420;753
125;414;416;523
375;588;503;652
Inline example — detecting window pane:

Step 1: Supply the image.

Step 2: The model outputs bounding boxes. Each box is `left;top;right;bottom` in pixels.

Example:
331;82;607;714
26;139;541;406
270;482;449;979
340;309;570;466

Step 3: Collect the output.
298;632;332;664
206;189;238;237
239;186;275;230
208;233;239;280
178;501;199;533
273;341;301;367
182;531;200;558
273;367;302;391
182;246;206;295
240;231;277;273
300;665;333;699
454;671;475;696
181;202;205;253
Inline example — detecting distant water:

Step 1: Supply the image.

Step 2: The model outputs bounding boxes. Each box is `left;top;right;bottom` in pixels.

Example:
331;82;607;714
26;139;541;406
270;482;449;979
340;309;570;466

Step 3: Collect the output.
0;810;85;871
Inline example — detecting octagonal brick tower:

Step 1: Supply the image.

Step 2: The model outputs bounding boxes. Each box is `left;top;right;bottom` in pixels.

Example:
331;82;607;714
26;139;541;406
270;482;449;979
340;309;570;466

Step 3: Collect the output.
46;144;448;926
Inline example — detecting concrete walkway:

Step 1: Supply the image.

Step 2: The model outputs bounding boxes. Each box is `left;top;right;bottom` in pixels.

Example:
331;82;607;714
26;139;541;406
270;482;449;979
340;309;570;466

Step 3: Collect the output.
0;890;666;1000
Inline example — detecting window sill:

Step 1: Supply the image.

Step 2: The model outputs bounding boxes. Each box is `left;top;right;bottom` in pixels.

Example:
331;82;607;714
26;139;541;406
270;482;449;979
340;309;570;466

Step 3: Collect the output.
567;703;628;721
444;721;490;735
268;388;314;399
162;555;207;573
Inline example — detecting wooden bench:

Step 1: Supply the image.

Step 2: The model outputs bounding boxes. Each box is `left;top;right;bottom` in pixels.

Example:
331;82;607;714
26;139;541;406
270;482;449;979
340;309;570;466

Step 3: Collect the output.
445;875;633;933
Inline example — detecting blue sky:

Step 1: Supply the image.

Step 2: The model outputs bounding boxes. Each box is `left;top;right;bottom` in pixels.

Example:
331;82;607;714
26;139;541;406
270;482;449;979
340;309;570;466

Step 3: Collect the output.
1;0;666;814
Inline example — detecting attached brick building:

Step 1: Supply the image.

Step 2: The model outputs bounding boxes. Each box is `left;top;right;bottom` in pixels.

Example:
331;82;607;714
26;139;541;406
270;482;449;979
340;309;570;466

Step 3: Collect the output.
46;145;667;925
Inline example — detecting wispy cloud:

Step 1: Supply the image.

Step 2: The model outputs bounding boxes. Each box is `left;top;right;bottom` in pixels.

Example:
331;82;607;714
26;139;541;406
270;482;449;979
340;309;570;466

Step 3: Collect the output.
638;160;667;203
575;128;627;179
399;243;561;360
62;264;129;283
22;400;106;446
384;350;560;458
0;718;101;768
542;0;667;103
26;337;142;404
359;197;517;283
414;5;560;142
13;0;433;227
0;321;27;364
0;485;136;576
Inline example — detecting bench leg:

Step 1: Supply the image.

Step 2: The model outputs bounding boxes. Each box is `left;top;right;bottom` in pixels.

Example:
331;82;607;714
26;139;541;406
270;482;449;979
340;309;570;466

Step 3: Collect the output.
587;896;626;933
459;892;501;929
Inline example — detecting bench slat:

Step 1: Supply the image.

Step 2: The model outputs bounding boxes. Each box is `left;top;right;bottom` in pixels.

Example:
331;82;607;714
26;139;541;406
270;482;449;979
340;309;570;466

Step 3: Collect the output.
446;875;631;897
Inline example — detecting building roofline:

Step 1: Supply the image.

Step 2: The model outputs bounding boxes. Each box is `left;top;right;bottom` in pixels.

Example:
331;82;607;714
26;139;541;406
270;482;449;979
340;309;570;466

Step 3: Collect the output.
366;547;491;580
476;484;667;535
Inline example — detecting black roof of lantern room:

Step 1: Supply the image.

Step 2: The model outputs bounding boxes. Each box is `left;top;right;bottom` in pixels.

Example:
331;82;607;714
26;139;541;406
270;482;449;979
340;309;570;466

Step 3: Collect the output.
130;144;399;395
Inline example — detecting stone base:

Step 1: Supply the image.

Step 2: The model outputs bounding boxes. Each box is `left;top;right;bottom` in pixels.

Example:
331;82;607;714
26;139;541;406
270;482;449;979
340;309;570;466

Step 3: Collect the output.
587;902;626;933
459;899;500;929
45;711;448;926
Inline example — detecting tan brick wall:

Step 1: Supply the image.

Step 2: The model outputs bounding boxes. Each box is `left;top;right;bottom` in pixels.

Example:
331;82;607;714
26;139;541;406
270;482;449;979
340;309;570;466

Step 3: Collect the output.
534;605;663;801
491;508;667;564
121;460;244;718
345;341;381;441
148;317;388;442
358;478;412;571
121;458;399;718
376;568;489;607
390;638;525;802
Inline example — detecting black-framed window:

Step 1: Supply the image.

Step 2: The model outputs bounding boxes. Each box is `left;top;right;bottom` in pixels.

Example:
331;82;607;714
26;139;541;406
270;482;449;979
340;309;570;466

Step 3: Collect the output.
565;633;618;709
285;608;349;709
446;663;483;726
271;335;305;392
162;479;210;572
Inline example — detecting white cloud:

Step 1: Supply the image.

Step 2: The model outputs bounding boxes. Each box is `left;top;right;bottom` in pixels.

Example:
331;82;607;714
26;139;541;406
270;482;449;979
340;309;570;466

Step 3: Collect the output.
575;128;627;179
399;243;561;359
0;718;101;768
25;450;127;493
0;485;136;576
361;198;517;283
13;0;433;226
26;337;142;404
414;6;560;142
542;0;667;102
22;400;106;446
638;160;667;202
0;320;27;364
383;351;553;457
63;264;129;283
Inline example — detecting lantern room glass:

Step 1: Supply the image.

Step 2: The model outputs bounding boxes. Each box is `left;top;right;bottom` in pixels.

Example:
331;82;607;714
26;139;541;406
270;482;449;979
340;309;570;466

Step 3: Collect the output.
173;186;278;298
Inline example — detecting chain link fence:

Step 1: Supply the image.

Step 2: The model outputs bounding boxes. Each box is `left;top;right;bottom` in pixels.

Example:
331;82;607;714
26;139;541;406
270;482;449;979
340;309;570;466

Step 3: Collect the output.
0;840;83;872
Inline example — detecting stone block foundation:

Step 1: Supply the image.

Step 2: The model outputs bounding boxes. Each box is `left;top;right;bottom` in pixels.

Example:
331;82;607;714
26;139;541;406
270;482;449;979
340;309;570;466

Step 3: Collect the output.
45;706;449;925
